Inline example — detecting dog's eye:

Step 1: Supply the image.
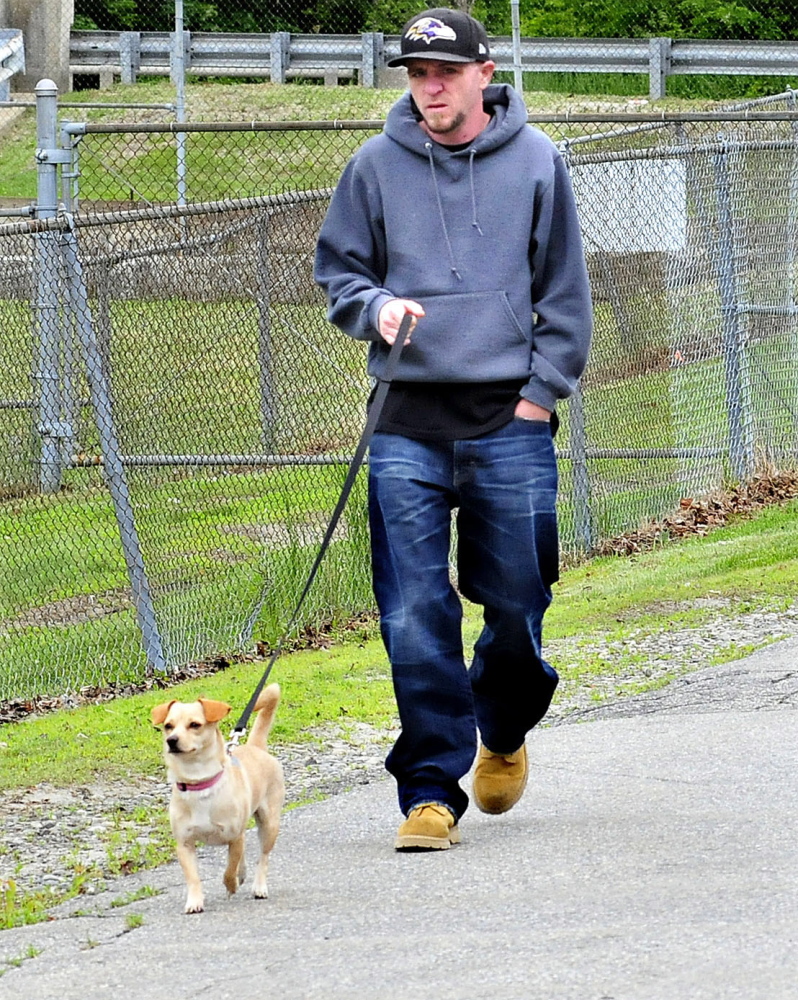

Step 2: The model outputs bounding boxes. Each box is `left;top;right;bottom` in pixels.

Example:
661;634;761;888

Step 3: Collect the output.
189;722;202;729
164;723;173;732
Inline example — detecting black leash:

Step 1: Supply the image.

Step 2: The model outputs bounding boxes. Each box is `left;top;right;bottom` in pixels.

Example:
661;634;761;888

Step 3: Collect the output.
229;312;413;743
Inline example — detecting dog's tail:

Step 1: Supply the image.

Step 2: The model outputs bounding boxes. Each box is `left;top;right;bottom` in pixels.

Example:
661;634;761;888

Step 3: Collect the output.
247;682;280;750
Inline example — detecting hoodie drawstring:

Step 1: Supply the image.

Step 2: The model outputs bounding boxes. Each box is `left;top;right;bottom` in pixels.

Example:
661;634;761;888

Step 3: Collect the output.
425;142;462;282
423;143;485;281
469;149;483;236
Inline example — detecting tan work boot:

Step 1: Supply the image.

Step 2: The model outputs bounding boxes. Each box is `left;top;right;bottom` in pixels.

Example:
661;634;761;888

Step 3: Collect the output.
472;743;528;814
394;803;461;851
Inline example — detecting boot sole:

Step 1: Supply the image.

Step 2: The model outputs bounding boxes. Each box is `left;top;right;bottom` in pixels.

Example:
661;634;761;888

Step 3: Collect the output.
394;827;462;851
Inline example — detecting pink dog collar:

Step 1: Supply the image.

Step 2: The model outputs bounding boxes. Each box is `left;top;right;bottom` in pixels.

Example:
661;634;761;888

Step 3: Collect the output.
176;770;224;793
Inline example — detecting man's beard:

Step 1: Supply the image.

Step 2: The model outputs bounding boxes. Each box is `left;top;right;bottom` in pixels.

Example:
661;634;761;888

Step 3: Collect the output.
424;110;466;135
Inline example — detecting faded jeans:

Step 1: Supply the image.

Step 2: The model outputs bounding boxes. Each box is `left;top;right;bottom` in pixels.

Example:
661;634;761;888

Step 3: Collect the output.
368;417;560;820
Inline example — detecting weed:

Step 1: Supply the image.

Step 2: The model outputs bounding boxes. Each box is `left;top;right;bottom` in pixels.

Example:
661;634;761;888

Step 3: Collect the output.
0;943;42;975
110;885;161;908
0;879;59;931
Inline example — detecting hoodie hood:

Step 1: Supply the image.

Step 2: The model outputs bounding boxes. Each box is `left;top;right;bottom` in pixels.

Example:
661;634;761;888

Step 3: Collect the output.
384;83;528;157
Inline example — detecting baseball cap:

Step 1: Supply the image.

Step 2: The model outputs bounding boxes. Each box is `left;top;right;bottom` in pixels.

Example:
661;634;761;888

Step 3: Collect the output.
386;8;491;67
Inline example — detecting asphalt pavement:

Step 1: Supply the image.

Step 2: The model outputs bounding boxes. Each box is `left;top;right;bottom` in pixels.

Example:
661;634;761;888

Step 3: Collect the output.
2;638;797;1000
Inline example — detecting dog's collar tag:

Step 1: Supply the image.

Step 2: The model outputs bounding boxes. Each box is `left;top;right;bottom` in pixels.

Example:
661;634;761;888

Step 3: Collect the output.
176;770;225;793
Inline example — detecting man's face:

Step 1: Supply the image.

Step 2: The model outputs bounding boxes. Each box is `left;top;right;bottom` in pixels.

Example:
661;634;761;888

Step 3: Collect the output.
405;58;495;144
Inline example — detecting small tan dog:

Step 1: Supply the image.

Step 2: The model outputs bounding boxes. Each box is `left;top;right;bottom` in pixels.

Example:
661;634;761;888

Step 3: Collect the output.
151;683;285;914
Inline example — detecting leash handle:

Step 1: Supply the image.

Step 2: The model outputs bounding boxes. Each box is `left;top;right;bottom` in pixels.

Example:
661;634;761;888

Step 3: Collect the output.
231;311;414;736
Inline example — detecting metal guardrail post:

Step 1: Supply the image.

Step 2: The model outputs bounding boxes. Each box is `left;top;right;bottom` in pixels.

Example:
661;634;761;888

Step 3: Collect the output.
713;139;755;481
58;226;168;674
649;38;671;100
34;79;66;494
361;32;382;88
119;31;140;84
271;32;289;84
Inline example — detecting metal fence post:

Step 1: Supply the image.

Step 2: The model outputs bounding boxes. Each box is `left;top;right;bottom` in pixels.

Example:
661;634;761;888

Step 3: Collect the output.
567;383;592;554
58;226;168;675
171;3;188;207
713;139;755;482
256;212;275;449
510;0;523;95
787;91;798;454
34;79;65;494
559;137;592;551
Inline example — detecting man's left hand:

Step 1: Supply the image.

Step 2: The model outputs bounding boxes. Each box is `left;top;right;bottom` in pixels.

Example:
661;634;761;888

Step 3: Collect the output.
515;399;551;422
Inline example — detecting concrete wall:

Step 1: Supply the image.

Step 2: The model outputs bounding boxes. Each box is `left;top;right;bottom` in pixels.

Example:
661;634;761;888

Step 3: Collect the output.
0;0;73;92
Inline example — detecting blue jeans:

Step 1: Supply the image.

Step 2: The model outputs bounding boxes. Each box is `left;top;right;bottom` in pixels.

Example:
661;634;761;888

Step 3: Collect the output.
368;418;560;821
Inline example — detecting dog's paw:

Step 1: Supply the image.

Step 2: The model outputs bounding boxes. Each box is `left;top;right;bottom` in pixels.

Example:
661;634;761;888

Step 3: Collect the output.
252;883;269;900
185;892;205;914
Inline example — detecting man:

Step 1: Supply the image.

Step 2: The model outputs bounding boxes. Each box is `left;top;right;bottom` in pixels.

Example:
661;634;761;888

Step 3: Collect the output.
314;8;592;851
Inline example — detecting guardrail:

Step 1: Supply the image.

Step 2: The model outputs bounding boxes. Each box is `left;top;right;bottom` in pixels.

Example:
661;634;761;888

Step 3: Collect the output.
0;28;25;101
69;31;798;100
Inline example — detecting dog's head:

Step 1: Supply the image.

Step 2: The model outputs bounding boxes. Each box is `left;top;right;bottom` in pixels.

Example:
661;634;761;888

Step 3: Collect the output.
150;699;231;758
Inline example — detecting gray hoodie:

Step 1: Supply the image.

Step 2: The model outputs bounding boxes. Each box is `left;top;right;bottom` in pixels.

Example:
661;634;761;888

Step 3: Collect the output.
314;83;592;413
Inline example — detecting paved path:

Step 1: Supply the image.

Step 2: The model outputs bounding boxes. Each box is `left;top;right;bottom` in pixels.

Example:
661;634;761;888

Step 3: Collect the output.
2;639;797;1000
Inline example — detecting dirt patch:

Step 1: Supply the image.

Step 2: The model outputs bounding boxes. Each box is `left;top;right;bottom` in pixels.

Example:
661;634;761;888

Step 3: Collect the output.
223;518;348;547
8;588;134;628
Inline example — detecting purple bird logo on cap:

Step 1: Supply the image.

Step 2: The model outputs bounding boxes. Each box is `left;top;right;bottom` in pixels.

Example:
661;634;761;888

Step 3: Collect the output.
405;16;458;44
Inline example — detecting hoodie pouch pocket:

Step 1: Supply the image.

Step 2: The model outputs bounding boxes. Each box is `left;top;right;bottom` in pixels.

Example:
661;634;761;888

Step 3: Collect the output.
396;291;531;381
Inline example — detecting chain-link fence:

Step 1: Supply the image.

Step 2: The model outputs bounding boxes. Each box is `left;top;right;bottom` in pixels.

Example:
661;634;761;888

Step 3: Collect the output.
3;99;798;702
5;2;798;99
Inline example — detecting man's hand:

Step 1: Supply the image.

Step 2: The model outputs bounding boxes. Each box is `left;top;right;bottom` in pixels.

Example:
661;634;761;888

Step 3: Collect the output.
378;299;425;345
515;398;551;422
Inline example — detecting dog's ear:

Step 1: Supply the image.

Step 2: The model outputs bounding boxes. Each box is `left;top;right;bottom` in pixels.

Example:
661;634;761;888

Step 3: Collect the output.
151;701;176;726
198;698;231;723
